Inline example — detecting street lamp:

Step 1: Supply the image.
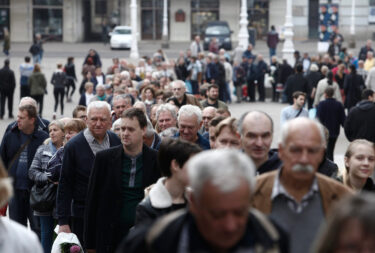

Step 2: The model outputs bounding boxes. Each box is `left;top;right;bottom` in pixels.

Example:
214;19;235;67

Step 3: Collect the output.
130;0;139;60
161;0;169;48
238;0;249;49
282;0;295;66
349;0;356;48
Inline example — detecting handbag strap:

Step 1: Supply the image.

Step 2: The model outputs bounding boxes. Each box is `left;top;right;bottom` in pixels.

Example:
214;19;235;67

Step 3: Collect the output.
8;137;31;170
295;108;303;118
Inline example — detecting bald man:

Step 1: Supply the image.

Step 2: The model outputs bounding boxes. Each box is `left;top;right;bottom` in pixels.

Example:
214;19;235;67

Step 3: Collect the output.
238;111;281;174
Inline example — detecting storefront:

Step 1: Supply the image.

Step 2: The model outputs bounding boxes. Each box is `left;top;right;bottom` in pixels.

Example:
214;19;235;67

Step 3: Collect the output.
0;0;9;40
33;0;63;41
141;0;170;40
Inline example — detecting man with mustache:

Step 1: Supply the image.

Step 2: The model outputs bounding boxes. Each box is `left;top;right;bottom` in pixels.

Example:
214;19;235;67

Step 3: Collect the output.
251;117;352;253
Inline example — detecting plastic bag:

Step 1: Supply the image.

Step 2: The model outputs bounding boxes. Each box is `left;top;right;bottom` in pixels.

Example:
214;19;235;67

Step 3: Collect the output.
51;231;83;253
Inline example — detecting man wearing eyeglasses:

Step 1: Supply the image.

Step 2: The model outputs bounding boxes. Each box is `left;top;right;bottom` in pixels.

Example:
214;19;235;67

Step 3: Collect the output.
168;80;201;109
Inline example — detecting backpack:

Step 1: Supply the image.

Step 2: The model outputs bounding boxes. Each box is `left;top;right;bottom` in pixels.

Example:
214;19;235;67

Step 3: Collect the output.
29;44;40;55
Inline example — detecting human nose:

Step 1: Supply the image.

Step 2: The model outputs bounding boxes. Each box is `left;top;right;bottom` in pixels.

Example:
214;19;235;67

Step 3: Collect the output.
223;214;237;233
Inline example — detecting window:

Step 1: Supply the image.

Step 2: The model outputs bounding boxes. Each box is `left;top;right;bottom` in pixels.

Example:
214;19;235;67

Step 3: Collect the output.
33;0;62;6
95;0;107;15
33;0;63;41
191;0;219;39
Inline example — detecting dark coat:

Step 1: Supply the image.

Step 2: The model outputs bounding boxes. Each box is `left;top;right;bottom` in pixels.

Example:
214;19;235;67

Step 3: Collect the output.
344;73;364;110
119;209;289;253
258;149;282;175
51;70;67;89
254;60;268;84
267;31;279;49
278;62;294;85
358;46;374;61
5;116;49;134
0;124;48;188
0;66;15;92
316;98;346;138
57;131;121;225
345;100;375;143
84;144;160;253
284;73;309;104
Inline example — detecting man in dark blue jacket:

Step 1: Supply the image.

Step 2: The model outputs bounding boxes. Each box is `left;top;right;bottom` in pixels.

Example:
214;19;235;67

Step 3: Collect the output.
56;101;121;246
316;86;346;161
0;104;48;234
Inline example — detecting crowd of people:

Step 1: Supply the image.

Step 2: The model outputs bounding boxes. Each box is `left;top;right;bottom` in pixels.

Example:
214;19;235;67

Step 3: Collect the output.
0;34;375;253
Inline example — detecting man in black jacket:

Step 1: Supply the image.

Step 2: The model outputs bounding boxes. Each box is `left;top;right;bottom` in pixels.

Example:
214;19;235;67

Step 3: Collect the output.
57;101;121;245
118;149;288;253
345;89;375;143
0;59;16;119
284;64;309;104
85;108;160;253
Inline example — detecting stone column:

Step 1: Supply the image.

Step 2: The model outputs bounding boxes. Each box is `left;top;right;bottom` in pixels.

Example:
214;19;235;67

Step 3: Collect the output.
130;0;139;60
238;0;249;49
282;0;295;66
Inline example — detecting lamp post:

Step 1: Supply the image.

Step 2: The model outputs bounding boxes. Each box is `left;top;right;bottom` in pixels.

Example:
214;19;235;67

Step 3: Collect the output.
238;0;249;49
282;0;295;66
161;0;169;48
349;0;356;48
130;0;139;60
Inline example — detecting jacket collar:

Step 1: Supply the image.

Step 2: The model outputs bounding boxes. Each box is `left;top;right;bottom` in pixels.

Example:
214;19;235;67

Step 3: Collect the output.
149;177;173;208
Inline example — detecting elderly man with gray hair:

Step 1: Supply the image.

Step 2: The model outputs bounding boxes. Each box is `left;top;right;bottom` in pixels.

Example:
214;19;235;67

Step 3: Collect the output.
120;149;288;253
56;101;121;245
174;104;210;150
252;117;352;253
156;103;177;132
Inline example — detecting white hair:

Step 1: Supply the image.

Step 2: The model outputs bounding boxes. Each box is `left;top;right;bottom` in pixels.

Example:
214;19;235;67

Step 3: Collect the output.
156;103;177;120
111;118;122;131
19;97;37;108
188;149;256;198
120;71;130;79
87;101;111;116
178;104;202;125
145;119;155;137
279;118;326;147
96;84;105;90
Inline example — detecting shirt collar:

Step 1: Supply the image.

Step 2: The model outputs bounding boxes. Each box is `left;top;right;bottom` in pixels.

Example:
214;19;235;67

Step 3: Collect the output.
271;168;319;208
84;128;108;144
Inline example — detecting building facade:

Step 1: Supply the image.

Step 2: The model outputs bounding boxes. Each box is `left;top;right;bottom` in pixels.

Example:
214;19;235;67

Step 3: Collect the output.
3;0;375;43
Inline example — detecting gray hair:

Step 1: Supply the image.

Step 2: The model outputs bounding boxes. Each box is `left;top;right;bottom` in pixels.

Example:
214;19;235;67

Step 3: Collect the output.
171;80;186;90
19;97;37;108
145;119;155;137
310;63;319;72
96;84;105;90
178;104;202;125
188;149;256;198
156;103;178;121
87;101;111;116
111;118;122;131
159;127;179;138
279;118;326;147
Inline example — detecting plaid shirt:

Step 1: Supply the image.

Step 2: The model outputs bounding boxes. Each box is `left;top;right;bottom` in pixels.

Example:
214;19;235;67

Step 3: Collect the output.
271;169;319;213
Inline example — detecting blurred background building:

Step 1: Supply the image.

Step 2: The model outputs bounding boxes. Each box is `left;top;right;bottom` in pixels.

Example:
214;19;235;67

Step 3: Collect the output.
1;0;375;43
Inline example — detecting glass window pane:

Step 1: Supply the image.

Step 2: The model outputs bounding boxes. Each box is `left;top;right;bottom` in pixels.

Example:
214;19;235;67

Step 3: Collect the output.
95;0;107;15
0;0;9;5
141;0;153;8
33;8;62;40
33;0;62;6
191;0;219;9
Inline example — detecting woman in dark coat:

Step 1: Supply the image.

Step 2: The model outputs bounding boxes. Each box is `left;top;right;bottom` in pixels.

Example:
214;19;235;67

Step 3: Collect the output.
135;138;201;225
344;64;365;110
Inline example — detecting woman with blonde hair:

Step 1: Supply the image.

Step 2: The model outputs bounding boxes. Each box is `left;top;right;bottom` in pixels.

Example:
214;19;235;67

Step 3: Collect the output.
29;120;65;253
338;139;375;192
